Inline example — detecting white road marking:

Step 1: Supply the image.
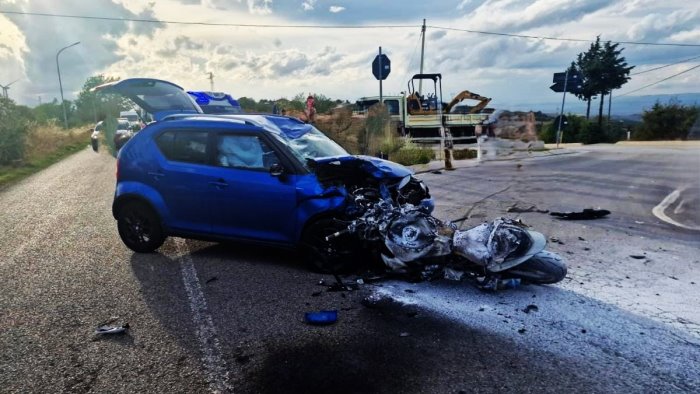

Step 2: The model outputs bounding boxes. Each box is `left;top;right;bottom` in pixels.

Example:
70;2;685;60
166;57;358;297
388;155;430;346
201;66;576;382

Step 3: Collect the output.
652;186;700;231
175;238;232;394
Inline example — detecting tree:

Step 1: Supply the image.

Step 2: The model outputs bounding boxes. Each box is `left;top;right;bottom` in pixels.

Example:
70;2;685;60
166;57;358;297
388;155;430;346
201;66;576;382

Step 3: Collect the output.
32;99;63;125
74;75;131;126
571;37;634;124
237;97;257;112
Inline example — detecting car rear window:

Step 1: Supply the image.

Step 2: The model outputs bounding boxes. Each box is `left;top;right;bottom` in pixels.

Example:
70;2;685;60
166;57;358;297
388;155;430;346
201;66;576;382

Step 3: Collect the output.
156;130;208;164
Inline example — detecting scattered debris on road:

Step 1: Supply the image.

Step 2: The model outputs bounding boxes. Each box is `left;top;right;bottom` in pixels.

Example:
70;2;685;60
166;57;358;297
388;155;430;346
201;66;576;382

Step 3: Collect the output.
476;277;521;291
550;208;611;220
95;323;129;335
304;310;338;325
443;268;465;281
506;204;549;214
522;304;539;314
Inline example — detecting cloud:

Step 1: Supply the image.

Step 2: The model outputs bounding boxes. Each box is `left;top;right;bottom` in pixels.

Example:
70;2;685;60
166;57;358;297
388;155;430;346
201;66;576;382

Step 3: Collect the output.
156;35;205;58
247;0;274;15
302;0;316;11
428;30;447;40
626;10;700;43
0;0;166;101
329;6;346;13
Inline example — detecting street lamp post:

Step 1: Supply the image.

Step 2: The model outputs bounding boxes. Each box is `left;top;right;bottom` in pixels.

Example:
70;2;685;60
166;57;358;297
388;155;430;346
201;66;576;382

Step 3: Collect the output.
56;41;80;129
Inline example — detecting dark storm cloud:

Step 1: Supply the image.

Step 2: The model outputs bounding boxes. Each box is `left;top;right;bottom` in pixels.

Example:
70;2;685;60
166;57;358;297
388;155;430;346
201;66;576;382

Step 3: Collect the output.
0;0;166;98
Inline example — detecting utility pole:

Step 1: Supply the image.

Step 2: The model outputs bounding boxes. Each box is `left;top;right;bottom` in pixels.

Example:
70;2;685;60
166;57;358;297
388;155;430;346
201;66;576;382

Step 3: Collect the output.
207;72;214;91
418;19;426;94
555;69;569;148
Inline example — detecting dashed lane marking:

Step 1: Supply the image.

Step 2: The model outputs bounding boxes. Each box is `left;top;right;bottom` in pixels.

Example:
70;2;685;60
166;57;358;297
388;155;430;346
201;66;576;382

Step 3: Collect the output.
175;238;232;393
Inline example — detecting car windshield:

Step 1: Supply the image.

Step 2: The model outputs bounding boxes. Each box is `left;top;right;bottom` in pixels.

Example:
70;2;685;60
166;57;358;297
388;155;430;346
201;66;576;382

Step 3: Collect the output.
117;120;130;129
269;125;348;164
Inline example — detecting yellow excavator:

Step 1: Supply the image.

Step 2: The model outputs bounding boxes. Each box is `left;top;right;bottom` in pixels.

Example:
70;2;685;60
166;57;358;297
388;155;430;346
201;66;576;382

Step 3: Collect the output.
444;90;491;114
406;74;491;115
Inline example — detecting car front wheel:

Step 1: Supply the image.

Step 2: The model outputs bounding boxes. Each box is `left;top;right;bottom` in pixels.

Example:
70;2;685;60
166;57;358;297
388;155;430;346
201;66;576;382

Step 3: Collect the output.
117;201;166;253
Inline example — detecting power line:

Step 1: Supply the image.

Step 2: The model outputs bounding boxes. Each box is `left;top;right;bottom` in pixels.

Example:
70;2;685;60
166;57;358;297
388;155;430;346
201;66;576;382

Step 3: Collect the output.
2;10;700;48
631;54;700;75
0;10;414;29
428;25;700;47
618;63;700;97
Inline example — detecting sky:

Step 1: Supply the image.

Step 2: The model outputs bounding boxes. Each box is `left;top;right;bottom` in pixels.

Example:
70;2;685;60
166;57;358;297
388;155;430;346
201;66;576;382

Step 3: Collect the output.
1;0;699;113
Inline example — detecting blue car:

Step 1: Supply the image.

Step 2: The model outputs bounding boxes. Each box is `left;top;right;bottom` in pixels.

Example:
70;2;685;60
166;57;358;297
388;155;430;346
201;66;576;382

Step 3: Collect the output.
187;91;244;114
94;78;433;272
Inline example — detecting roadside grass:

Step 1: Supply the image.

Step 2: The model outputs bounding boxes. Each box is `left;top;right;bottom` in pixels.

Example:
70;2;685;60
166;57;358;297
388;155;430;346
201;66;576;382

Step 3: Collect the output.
0;124;90;189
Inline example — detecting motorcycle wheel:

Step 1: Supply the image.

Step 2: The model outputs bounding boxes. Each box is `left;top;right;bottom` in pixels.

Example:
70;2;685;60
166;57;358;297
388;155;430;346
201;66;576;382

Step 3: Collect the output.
504;250;567;284
301;217;360;274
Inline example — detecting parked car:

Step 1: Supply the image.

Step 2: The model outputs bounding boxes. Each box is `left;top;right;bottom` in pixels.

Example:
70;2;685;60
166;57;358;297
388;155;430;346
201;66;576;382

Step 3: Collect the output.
113;118;134;151
91;121;103;152
93;78;433;271
187;91;243;114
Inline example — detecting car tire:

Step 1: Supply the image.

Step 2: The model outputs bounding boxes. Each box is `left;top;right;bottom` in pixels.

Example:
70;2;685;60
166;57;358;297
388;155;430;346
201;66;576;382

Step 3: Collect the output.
117;201;166;253
301;217;359;274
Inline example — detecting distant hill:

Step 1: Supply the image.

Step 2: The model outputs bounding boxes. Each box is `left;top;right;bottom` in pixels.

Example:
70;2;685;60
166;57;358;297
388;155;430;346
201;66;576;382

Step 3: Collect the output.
502;93;700;116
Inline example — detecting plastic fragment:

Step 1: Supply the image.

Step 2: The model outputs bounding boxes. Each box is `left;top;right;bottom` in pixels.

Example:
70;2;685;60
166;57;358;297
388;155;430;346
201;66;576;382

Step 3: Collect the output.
95;323;129;335
304;310;337;325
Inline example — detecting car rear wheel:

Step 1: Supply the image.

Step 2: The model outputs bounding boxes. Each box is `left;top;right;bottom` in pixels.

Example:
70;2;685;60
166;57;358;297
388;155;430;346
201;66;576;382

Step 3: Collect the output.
117;201;166;253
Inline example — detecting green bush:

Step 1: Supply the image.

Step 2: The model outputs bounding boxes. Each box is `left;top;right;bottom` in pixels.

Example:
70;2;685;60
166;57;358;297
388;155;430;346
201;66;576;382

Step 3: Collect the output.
636;101;699;140
390;147;435;166
452;148;477;160
0;98;29;165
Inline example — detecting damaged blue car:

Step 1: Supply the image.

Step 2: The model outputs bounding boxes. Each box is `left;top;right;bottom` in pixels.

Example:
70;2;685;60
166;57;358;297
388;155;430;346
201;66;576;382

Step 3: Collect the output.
93;78;433;272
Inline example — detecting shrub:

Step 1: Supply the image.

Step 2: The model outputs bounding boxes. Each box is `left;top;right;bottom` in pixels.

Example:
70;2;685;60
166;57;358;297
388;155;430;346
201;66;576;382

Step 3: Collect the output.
452;148;477;160
390;147;435;166
637;101;699;140
0;98;29;165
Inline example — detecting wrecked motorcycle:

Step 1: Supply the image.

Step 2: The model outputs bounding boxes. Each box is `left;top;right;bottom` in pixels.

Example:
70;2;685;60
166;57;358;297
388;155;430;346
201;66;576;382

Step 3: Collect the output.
322;177;567;287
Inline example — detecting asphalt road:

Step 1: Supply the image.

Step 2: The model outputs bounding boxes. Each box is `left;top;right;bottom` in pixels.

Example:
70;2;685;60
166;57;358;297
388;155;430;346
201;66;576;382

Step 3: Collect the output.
1;143;699;393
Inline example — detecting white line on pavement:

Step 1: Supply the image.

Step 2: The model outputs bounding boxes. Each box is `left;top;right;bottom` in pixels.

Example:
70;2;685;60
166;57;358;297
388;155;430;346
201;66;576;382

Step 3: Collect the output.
652;186;700;231
175;238;232;394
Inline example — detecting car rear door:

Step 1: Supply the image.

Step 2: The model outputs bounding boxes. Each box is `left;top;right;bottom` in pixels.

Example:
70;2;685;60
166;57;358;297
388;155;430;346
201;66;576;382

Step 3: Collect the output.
151;128;216;234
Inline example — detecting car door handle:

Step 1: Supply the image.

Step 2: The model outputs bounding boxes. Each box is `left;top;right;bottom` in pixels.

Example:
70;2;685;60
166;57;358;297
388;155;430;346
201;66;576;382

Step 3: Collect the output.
209;179;229;189
148;171;165;180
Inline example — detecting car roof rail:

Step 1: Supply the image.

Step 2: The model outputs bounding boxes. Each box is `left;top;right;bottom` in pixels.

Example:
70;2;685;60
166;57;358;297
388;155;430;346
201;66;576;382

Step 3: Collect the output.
159;113;269;129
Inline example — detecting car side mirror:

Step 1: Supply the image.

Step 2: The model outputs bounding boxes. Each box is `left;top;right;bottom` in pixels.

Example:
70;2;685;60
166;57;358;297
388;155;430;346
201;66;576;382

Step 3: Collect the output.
269;163;285;177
